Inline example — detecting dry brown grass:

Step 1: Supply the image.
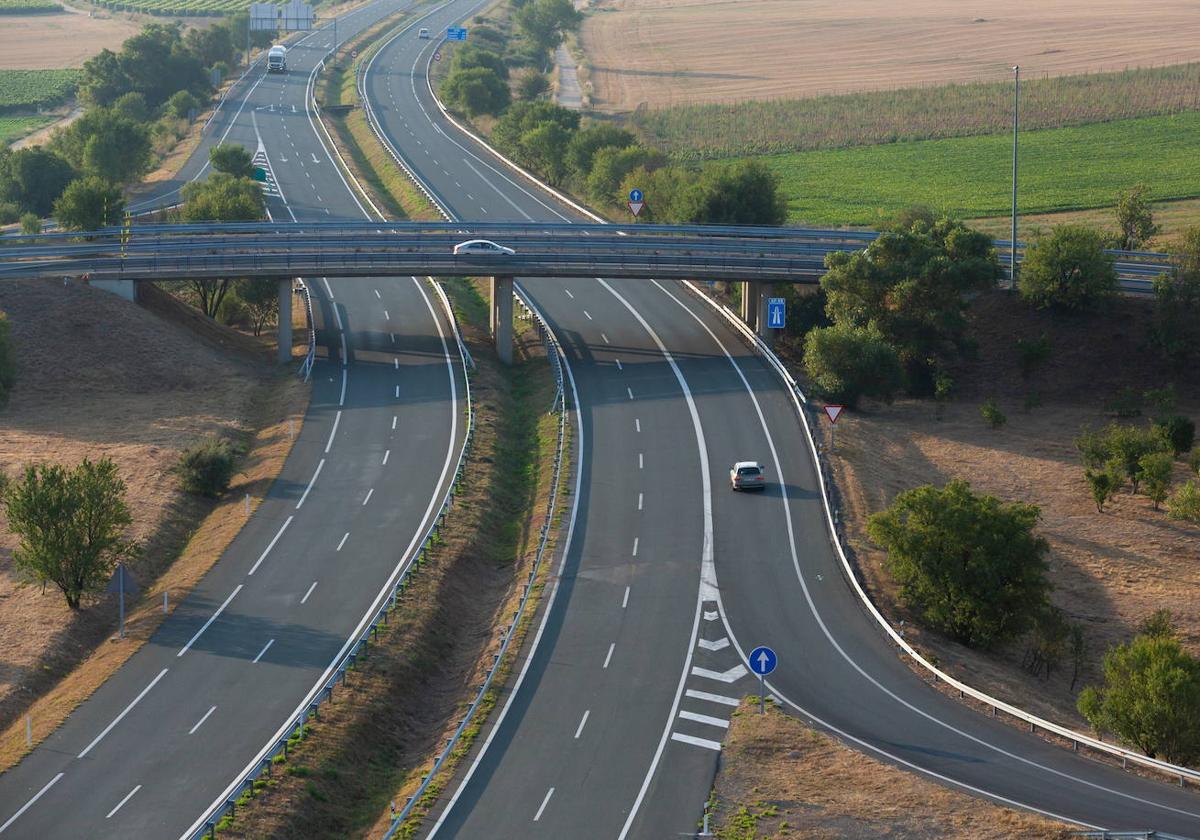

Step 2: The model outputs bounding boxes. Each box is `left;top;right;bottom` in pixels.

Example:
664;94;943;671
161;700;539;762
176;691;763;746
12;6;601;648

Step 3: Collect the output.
712;700;1076;838
581;0;1200;110
777;291;1200;731
0;6;144;70
0;280;308;768
970;198;1200;251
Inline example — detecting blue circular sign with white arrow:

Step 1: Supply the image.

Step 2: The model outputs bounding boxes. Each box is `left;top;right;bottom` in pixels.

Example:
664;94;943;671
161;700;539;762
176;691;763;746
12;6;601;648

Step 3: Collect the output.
748;645;777;676
628;188;644;203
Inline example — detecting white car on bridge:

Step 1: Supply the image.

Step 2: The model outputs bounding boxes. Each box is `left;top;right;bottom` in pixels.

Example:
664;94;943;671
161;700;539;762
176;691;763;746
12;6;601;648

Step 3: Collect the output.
453;239;515;256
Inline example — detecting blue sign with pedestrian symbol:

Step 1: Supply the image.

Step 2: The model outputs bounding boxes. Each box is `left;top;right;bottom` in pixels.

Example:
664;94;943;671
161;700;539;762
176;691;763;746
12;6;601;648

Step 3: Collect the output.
766;298;786;329
628;188;643;203
749;645;777;675
446;26;467;40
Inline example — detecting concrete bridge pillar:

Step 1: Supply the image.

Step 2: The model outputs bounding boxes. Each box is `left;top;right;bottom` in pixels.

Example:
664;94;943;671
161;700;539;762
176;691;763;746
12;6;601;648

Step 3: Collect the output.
740;280;761;332
490;275;514;365
278;277;293;365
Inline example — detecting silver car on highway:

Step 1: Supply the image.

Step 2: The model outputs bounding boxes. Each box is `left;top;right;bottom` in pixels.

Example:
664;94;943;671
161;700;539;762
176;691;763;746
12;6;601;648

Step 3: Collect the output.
730;461;766;491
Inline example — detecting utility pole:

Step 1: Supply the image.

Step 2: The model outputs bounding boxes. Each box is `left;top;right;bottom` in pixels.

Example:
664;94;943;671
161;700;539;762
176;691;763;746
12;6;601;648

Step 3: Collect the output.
1011;64;1020;288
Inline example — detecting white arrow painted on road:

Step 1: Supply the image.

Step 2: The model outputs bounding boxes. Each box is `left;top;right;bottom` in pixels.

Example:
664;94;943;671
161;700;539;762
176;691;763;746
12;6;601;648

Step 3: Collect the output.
691;664;748;683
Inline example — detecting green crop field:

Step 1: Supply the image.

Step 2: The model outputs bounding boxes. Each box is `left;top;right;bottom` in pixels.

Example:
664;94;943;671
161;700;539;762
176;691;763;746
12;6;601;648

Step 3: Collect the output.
0;0;64;12
0;116;51;145
0;69;81;114
633;64;1200;161
91;0;247;15
755;112;1200;226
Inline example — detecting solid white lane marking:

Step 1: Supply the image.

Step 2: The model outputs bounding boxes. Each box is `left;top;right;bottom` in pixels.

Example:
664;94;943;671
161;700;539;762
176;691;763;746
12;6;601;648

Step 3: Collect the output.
382;449;390;465
622;586;630;608
323;276;334;300
336;533;349;551
632;537;638;557
178;587;243;658
296;459;324;509
252;638;274;664
679;710;729;729
627;387;634;400
325;410;342;453
375;289;381;299
362;488;374;506
533;787;554;822
300;580;318;604
603;642;615;669
564;289;574;299
339;368;347;405
0;772;63;834
249;515;293;575
384;309;390;320
583;310;592;320
637;492;643;511
615;359;622;371
574;710;590;739
671;732;721;751
340;333;347;366
703;610;719;621
105;784;142;819
698;637;730;652
691;664;747;683
79;668;170;756
189;706;217;735
601;332;609;344
686;689;741;707
635;418;640;433
638;453;643;469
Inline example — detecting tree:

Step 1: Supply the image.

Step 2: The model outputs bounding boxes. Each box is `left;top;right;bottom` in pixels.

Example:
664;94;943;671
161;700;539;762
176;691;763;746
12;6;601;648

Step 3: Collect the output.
566;124;634;182
208;143;255;178
1084;460;1124;512
492;100;580;155
867;480;1051;649
1077;634;1200;763
117;23;208;108
1115;183;1158;251
236;278;279;336
670;159;788;226
185;21;236;69
515;69;551;101
1076;423;1168;494
1;459;138;610
52;107;152;184
1154;415;1195;456
167;90;201;121
1137;451;1173;510
441;66;511;118
53;176;124;231
111;91;149;123
181;172;265;317
514;0;583;57
802;323;904;408
78;48;129;107
0;309;15;408
1166;480;1200;523
1018;225;1117;311
585;144;663;205
518;121;571;184
449;44;508;79
0;146;78;217
1152;226;1200;363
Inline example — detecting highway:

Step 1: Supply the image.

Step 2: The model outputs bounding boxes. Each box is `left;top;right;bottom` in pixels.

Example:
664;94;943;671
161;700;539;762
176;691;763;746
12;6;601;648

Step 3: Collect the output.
356;3;1200;838
0;1;471;837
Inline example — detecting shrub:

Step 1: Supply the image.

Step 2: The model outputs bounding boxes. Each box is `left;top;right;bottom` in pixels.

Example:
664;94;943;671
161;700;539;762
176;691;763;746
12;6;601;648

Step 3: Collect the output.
1115;183;1159;250
1077;634;1200;763
1152;230;1200;362
442;66;510;118
0;202;18;224
175;436;236;497
867;480;1050;649
1189;449;1200;476
1153;414;1195;455
18;212;39;235
1106;385;1142;418
1139;608;1176;639
1137;451;1173;510
1166;480;1200;523
802;323;903;408
1075;423;1169;493
1085;460;1124;512
1015;333;1052;378
1018;224;1117;310
980;398;1006;429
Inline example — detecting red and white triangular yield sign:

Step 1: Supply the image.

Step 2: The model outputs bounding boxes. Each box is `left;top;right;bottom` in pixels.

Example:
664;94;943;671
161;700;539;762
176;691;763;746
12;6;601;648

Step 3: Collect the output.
628;200;644;217
823;404;844;424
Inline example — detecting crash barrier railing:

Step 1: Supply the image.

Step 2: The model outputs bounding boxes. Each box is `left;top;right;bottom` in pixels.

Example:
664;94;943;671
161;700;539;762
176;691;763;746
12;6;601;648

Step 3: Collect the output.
413;51;1200;791
1075;832;1194;840
380;283;571;839
185;280;474;840
296;278;316;382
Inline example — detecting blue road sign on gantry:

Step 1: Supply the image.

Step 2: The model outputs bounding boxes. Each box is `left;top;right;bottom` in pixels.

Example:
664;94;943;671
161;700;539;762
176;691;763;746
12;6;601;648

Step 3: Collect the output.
748;645;777;675
766;297;786;329
446;26;467;40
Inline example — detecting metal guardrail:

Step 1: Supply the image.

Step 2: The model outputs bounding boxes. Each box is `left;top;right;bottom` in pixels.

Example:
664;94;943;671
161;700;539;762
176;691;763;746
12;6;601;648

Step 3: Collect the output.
1075;832;1195;840
296;277;316;382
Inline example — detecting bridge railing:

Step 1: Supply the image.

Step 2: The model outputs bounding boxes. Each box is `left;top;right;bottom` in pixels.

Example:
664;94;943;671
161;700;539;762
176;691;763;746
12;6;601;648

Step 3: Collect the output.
296;278;316;382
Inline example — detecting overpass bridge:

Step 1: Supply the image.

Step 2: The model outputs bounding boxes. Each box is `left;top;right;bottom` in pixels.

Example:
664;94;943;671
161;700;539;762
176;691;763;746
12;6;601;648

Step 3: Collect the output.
0;221;1172;363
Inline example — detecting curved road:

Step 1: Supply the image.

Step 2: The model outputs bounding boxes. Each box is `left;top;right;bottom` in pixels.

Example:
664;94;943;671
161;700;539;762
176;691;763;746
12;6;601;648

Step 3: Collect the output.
0;1;469;837
360;4;1200;838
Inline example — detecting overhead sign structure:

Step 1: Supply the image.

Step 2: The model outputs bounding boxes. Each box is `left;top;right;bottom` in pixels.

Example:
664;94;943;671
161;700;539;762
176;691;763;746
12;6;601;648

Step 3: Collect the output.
249;0;314;31
823;404;844;424
748;645;777;715
446;26;468;40
766;297;786;329
628;189;644;217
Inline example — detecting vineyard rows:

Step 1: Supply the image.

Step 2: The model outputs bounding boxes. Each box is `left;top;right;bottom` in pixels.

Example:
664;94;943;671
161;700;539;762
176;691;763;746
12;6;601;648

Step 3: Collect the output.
0;0;64;12
0;116;51;145
0;69;81;114
91;0;250;15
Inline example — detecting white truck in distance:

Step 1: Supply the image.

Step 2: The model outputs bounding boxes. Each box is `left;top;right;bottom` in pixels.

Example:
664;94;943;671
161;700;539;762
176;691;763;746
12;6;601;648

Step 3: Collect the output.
267;45;287;72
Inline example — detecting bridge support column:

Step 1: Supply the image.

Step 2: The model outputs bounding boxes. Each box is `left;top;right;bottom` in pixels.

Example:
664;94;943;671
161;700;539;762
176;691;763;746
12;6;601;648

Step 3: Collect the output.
91;278;137;303
278;278;293;365
490;275;514;365
740;280;761;332
756;286;774;348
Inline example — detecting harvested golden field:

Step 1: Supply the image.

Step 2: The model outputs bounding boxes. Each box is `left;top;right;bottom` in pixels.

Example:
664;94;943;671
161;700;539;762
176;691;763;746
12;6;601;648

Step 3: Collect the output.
581;0;1200;110
712;700;1075;838
0;7;142;70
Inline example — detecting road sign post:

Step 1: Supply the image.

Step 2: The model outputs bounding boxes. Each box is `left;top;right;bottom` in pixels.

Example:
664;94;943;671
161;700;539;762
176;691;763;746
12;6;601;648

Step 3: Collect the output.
106;564;139;639
766;297;785;329
823;403;844;451
627;188;644;218
748;645;777;715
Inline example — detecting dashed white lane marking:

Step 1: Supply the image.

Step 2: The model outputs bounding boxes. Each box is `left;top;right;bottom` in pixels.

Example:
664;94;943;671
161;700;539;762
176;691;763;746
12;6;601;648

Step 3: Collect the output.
177;587;242;658
574;710;590;739
384;309;390;320
252;638;274;663
533;787;554;822
392;415;397;430
325;410;342;453
601;332;609;344
691;664;748;683
249;515;293;575
638;453;644;469
336;532;349;551
362;488;374;506
670;732;721;751
375;289;381;299
627;387;634;400
686;688;741;707
679;710;729;729
466;193;475;201
395;385;400;398
703;610;719;621
632;537;639;557
189;706;217;735
583;310;592;320
615;359;622;371
637;492;643;511
394;357;399;369
603;642;615;669
698;637;730;652
622;586;630;608
0;772;63;834
105;784;142;819
79;667;170;756
382;449;390;465
296;459;324;509
635;418;641;433
300;580;318;604
390;332;396;343
564;289;574;299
